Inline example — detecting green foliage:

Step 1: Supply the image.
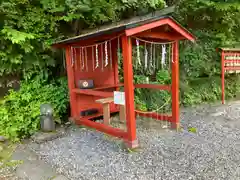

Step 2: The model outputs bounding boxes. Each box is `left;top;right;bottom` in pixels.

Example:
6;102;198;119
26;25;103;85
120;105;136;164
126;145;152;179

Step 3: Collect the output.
1;0;240;143
0;0;165;77
181;75;240;106
0;77;69;141
0;0;58;76
188;127;197;133
134;70;171;111
173;0;240;106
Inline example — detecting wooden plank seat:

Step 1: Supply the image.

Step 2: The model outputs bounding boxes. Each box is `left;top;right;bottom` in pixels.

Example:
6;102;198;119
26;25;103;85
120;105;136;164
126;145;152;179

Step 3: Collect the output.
95;97;126;125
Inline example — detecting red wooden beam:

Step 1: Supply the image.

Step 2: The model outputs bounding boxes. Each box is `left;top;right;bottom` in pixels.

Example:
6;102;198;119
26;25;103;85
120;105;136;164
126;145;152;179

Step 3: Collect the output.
224;66;240;71
93;84;124;90
75;118;128;139
72;89;114;98
135;111;172;121
122;35;138;148
126;19;168;36
65;46;78;118
53;32;123;48
223;52;240;56
125;18;195;42
134;84;171;91
224;60;240;63
167;20;195;42
171;41;180;129
137;31;182;41
221;51;225;104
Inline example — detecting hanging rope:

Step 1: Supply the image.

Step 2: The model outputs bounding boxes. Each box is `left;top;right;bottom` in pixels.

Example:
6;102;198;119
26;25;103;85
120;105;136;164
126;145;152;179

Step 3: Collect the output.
72;33;124;49
150;42;153;68
92;46;95;71
136;39;141;65
117;37;121;65
62;50;66;69
74;47;77;70
171;44;175;63
144;42;148;70
135;97;171;114
85;47;88;72
101;43;104;71
153;44;156;70
161;44;166;67
105;41;108;67
109;41;112;69
71;47;74;67
95;44;99;69
133;37;175;45
81;47;85;70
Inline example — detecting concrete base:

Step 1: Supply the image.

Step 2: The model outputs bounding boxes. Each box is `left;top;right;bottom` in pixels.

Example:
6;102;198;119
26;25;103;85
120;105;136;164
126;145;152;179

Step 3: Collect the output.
31;127;66;144
124;139;139;149
170;122;181;131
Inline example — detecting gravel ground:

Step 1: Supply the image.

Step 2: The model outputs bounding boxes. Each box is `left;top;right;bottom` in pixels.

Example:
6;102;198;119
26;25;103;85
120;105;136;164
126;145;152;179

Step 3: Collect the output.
0;166;20;180
0;144;20;180
29;101;240;180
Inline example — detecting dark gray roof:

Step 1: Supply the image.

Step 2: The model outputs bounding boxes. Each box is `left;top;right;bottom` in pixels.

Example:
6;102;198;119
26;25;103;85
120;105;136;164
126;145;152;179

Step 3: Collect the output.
219;47;240;52
53;6;175;45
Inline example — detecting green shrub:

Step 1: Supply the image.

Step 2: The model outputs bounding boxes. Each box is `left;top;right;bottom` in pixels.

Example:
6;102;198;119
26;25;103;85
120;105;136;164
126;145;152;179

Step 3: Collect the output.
181;75;240;106
134;69;171;111
0;77;69;141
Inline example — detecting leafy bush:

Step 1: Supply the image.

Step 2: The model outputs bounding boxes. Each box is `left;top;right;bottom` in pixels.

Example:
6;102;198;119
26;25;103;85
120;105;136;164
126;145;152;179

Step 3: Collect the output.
0;77;69;141
0;0;165;77
134;70;171;111
181;75;240;106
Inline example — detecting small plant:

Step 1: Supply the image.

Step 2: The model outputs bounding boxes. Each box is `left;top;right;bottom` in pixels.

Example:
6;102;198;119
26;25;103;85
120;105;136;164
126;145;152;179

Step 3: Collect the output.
188;127;197;133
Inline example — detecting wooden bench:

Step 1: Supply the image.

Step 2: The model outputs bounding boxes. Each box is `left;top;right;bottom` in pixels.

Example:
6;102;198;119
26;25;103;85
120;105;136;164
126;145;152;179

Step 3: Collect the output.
95;97;126;125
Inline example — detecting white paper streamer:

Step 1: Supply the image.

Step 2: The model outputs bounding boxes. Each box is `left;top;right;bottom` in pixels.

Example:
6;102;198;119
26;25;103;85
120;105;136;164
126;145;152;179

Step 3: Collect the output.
92;46;94;71
161;44;166;66
105;41;108;67
136;39;141;65
71;47;74;67
145;43;148;70
81;47;85;70
85;47;88;72
95;45;99;69
150;42;153;67
109;41;112;69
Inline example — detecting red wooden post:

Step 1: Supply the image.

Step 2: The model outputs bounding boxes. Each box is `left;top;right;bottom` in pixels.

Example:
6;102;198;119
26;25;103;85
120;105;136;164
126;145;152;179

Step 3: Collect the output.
171;41;180;130
65;46;78;118
221;51;225;104
121;35;138;148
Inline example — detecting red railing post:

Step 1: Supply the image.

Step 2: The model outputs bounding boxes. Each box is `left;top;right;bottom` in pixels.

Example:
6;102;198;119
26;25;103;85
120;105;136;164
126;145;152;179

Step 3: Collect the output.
221;51;225;104
171;41;180;130
122;35;138;148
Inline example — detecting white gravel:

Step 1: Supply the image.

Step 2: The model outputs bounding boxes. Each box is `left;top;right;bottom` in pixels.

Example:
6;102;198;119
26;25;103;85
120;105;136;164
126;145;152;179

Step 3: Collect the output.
29;101;240;180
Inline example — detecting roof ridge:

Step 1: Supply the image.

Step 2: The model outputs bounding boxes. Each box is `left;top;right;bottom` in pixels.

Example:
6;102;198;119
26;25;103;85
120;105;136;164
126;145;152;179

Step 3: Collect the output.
53;6;175;45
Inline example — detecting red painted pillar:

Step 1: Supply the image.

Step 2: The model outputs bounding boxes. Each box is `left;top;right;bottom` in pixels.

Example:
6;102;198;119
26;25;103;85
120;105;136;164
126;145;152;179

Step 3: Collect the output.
121;35;138;148
65;46;78;119
171;41;180;130
221;51;225;104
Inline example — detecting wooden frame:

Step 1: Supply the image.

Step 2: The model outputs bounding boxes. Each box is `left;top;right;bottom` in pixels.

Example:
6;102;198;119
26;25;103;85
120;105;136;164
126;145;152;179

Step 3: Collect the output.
54;16;195;148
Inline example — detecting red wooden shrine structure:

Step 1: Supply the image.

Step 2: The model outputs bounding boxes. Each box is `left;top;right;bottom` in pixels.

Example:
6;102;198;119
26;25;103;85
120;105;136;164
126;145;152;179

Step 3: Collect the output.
219;47;240;104
53;12;195;148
